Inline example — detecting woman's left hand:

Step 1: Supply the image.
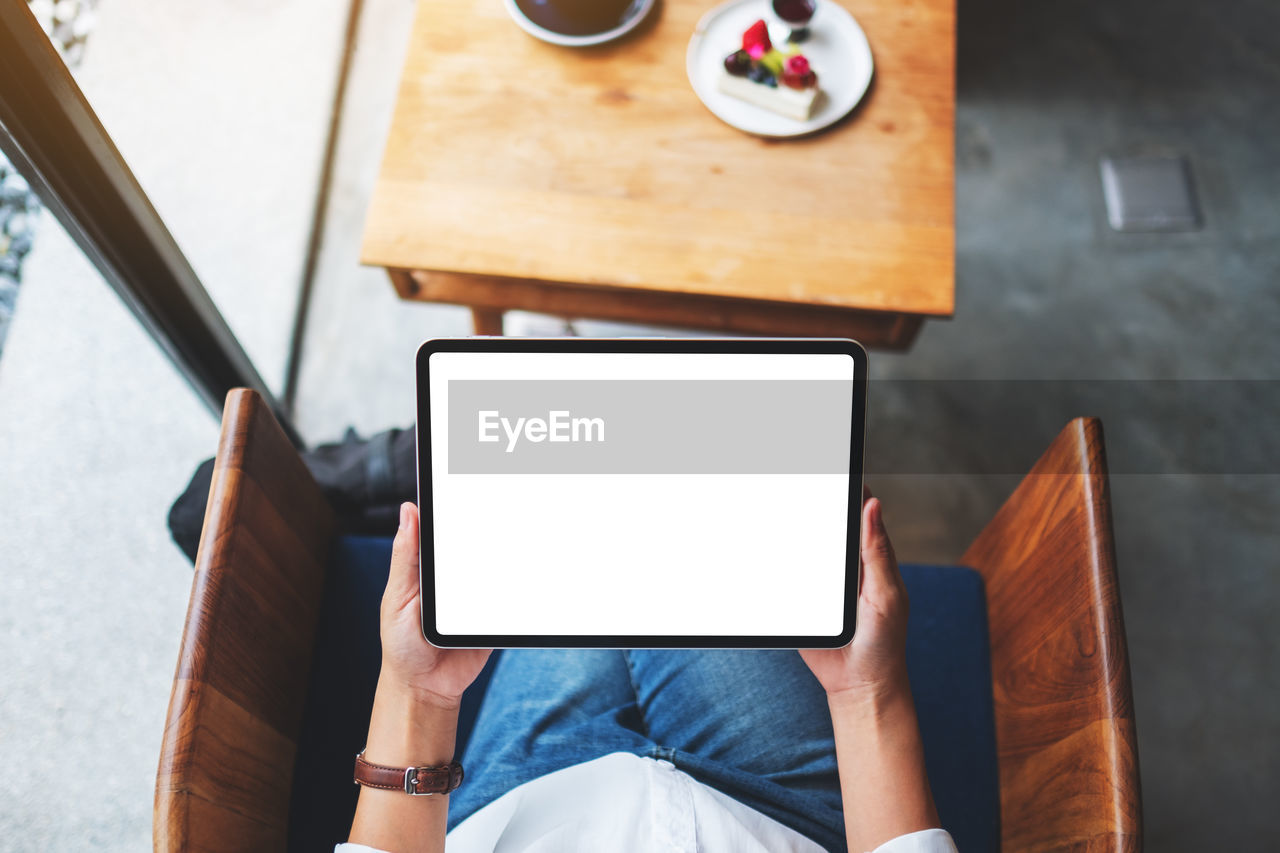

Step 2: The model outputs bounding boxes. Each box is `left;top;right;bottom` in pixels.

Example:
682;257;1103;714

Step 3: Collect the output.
379;502;491;710
799;491;910;704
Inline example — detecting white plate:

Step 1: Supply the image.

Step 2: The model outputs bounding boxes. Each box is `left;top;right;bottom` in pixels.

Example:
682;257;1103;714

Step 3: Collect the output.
686;0;873;137
504;0;657;48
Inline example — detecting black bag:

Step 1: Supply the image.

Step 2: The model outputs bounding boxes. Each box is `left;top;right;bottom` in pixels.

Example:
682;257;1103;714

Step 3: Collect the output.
167;426;417;564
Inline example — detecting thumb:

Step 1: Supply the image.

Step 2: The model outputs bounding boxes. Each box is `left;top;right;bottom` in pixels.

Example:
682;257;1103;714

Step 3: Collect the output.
384;502;421;609
858;498;904;618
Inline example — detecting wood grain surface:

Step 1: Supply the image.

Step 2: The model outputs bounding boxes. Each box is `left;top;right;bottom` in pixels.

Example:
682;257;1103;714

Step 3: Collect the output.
154;390;335;851
362;0;954;317
388;267;924;347
963;418;1143;852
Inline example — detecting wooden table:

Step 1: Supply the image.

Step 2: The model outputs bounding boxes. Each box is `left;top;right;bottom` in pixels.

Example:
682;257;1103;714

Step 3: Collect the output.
361;0;954;348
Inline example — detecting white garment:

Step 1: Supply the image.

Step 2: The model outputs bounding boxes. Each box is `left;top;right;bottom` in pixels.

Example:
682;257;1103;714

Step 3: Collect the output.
337;752;957;853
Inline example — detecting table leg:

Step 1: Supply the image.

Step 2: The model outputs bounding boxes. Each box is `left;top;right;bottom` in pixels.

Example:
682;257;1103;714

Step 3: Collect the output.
471;307;505;336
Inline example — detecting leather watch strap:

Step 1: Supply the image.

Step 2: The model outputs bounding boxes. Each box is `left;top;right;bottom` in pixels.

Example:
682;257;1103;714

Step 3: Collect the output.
353;751;464;796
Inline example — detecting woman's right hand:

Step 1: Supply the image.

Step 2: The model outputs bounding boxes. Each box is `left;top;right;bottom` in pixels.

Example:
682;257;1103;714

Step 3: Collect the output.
379;502;491;709
799;492;911;703
349;502;490;853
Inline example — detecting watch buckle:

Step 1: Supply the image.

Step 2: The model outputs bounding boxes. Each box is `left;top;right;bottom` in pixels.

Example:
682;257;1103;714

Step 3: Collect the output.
404;766;441;796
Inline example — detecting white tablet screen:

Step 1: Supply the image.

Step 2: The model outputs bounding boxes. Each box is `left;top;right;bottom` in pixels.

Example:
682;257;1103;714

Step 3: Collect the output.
424;348;860;642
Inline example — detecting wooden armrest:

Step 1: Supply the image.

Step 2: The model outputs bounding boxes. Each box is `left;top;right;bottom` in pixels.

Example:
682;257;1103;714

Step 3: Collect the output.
155;390;335;850
962;418;1142;852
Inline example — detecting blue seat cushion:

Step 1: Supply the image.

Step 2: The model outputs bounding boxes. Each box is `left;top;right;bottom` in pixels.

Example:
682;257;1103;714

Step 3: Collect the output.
287;538;998;852
900;563;1001;853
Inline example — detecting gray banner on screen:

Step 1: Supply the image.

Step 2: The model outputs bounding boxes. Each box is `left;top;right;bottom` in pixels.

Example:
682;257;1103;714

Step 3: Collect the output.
447;380;854;474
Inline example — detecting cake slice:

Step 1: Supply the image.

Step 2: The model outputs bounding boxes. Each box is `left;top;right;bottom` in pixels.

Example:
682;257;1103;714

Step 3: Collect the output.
718;69;819;121
717;19;820;121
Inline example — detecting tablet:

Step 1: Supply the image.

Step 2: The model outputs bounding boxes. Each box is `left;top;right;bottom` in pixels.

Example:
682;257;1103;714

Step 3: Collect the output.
416;338;867;649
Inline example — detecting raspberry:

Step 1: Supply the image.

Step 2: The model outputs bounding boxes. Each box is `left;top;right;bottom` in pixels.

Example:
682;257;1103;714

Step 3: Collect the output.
785;55;810;76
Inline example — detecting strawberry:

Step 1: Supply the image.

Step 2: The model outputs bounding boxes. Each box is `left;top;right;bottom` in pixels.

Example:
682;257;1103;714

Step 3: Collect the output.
743;19;771;60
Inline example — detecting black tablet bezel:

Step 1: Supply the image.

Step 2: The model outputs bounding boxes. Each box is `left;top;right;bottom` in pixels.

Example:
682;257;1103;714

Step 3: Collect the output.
416;337;868;649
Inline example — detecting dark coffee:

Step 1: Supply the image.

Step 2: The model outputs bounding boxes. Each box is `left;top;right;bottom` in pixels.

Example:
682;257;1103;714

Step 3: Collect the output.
515;0;640;37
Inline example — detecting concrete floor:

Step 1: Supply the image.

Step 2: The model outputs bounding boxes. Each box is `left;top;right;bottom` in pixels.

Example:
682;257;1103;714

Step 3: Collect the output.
1;0;1276;849
889;3;1280;847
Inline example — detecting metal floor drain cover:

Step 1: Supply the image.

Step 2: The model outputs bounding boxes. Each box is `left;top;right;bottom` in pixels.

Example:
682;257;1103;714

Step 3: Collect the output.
1100;153;1203;232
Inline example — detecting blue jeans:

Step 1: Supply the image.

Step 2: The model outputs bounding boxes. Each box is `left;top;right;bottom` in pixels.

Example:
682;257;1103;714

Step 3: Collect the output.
447;650;847;852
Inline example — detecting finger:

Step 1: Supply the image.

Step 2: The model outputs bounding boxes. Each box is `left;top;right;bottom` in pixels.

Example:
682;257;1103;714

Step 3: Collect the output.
859;498;901;601
385;502;421;606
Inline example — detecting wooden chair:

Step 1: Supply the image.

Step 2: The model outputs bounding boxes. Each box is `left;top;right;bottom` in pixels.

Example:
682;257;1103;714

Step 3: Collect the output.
155;389;1141;851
